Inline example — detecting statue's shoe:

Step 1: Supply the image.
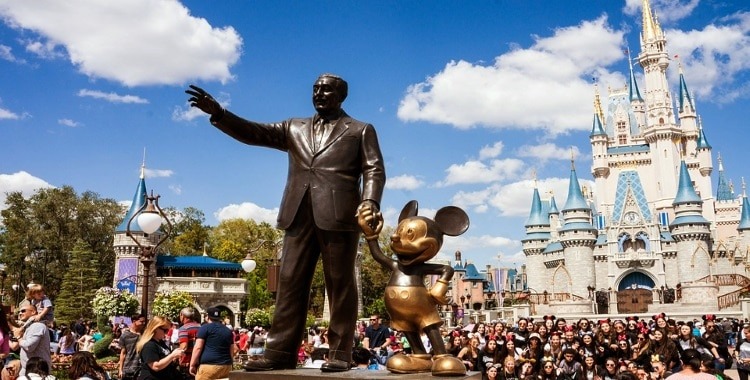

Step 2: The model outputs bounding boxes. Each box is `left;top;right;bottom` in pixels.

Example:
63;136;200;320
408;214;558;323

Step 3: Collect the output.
386;353;432;374
243;357;297;371
432;354;466;376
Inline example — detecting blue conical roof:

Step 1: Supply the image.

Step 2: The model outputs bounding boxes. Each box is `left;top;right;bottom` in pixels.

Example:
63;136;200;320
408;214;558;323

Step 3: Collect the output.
116;171;148;232
589;113;606;137
673;161;702;205
739;195;750;231
716;157;733;201
562;167;590;211
525;187;549;226
629;58;643;102
696;125;711;150
548;195;559;214
678;71;694;113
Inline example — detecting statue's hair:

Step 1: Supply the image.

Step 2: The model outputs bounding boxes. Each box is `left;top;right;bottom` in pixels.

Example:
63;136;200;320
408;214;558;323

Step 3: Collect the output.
317;73;348;100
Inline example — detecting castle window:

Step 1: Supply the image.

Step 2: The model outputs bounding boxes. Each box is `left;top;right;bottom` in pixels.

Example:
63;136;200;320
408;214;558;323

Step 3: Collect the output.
617;121;626;131
618;134;627;144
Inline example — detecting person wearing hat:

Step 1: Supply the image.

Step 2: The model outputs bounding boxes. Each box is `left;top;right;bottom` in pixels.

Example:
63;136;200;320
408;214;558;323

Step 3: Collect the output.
189;307;238;380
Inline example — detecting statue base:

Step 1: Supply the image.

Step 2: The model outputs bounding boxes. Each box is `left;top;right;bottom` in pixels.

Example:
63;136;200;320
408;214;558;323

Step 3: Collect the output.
228;369;482;379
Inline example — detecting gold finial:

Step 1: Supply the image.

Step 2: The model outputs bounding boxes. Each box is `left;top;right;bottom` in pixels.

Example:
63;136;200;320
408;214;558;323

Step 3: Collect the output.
532;168;537;187
593;81;605;124
642;0;661;41
729;179;735;195
718;152;724;172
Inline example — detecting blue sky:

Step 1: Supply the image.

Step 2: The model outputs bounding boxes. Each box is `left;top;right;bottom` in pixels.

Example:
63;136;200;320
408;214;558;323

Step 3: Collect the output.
1;0;749;269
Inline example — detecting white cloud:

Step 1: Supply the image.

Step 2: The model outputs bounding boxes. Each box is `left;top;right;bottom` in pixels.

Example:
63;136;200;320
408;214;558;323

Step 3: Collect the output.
478;141;504;160
168;184;182;195
0;171;54;211
0;0;242;86
437;234;521;264
452;177;594;218
438;158;525;186
517;143;581;162
0;107;19;120
397;16;626;135
77;89;148;104
666;13;750;102
214;202;278;225
58;118;81;127
623;0;700;24
0;44;24;63
144;168;174;178
385;174;425;190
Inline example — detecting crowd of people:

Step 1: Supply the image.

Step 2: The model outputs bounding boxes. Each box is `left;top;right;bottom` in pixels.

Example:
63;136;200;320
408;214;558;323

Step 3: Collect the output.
327;313;745;380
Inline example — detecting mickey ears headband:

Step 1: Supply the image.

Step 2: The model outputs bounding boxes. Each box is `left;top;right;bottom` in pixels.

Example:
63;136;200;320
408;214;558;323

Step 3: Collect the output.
702;314;716;322
543;315;556;321
650;354;664;363
626;316;639;322
598;318;611;325
652;313;666;321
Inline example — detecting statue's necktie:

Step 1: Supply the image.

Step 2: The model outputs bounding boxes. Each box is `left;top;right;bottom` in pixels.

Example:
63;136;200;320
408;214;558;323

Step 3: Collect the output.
314;118;327;152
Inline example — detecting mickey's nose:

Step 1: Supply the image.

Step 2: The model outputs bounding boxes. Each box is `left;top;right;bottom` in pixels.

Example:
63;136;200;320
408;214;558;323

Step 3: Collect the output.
390;233;400;243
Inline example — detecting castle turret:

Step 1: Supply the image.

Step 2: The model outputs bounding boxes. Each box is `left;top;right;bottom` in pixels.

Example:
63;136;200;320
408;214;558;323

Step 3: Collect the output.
590;84;610;206
112;163;163;315
523;184;551;293
628;49;646;132
670;161;711;281
559;161;597;298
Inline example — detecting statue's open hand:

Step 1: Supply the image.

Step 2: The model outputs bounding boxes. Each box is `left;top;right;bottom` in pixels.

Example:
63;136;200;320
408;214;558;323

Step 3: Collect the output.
185;85;223;116
357;202;383;241
429;280;452;305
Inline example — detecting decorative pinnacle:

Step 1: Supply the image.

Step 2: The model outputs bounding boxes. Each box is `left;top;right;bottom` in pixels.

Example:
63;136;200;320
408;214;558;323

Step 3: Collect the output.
140;148;147;179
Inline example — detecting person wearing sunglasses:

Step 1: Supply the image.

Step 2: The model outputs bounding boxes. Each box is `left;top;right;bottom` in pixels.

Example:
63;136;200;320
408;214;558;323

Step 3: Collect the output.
135;316;184;379
9;305;50;377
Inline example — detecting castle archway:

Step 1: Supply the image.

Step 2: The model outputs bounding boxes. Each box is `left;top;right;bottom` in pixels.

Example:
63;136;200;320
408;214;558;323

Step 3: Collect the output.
615;270;655;314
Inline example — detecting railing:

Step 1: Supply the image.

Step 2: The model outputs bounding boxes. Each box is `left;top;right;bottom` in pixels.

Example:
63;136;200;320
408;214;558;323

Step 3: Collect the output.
694;274;750;287
718;287;749;310
529;292;586;304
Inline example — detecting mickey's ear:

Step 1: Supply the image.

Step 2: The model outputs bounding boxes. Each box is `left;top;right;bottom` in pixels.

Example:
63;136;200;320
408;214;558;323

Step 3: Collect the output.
399;200;419;222
434;206;470;236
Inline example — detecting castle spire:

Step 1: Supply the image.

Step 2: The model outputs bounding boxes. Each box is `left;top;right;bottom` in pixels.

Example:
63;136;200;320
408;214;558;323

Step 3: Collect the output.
590;83;607;136
116;160;149;232
642;0;662;42
716;153;732;201
627;49;643;102
739;178;750;231
562;161;590;211
673;160;702;205
677;60;695;113
696;118;711;149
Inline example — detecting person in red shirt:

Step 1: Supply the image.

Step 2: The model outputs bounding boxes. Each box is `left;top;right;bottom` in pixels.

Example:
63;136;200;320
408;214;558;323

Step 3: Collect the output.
178;307;201;380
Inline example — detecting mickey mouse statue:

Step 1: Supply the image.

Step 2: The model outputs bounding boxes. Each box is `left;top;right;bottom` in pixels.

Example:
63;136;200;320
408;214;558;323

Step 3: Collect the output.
358;200;469;376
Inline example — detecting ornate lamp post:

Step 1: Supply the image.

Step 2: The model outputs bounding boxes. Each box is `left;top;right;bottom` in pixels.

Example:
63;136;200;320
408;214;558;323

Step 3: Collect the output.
241;239;282;296
125;191;172;316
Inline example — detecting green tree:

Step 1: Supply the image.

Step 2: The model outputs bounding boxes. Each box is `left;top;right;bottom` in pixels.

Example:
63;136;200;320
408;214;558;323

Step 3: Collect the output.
359;226;394;319
0;187;122;301
163;206;210;255
55;240;100;323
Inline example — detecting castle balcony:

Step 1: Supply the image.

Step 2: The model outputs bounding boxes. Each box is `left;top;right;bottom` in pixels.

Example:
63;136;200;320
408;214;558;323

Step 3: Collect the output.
156;276;247;296
612;250;657;269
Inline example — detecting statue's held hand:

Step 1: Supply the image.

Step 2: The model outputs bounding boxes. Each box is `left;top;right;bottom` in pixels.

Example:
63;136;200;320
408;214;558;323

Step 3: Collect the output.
185;84;224;116
430;280;452;305
357;202;382;240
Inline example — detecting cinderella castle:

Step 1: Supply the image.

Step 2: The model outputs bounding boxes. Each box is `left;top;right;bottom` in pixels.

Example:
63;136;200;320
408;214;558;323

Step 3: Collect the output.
522;0;750;316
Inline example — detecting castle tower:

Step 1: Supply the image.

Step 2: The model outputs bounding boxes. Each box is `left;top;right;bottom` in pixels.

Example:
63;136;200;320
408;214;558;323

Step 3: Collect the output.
670;161;711;282
548;193;560;239
522;184;551;293
590;84;610;202
737;181;750;260
559;161;597;298
112;163;163;314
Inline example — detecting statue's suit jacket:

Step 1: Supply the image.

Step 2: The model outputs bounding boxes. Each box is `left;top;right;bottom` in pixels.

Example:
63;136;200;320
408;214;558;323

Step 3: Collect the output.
211;110;386;231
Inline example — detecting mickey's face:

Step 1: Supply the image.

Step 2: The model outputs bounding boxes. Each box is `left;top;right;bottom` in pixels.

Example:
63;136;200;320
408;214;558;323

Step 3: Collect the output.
390;217;440;265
